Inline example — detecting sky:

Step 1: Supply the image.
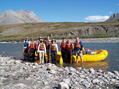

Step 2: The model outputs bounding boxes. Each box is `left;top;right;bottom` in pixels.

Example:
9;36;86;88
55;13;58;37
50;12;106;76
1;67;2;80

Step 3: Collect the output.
0;0;119;22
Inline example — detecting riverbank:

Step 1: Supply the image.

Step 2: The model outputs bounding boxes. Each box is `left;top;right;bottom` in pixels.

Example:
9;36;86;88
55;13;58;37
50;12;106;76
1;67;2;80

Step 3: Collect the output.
0;56;119;89
0;37;119;43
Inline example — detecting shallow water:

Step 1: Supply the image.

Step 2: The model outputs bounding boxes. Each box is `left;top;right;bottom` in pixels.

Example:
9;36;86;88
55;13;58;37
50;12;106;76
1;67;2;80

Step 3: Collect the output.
0;43;119;71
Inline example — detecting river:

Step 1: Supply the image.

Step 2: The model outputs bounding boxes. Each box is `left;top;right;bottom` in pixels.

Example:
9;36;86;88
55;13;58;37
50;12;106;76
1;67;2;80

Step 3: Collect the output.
0;43;119;71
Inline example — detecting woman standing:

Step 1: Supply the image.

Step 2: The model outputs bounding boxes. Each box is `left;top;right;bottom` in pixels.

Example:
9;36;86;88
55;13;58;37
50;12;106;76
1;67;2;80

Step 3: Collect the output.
37;39;46;64
50;39;58;64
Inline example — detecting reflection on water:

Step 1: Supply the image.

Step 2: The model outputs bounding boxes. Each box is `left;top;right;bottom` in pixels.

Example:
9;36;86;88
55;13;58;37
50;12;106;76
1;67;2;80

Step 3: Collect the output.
73;61;109;70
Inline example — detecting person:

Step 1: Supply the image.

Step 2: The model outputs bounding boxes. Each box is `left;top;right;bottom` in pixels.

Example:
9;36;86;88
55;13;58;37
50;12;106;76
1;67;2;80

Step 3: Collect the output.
60;38;66;62
50;39;58;64
28;38;36;61
23;39;29;60
37;39;46;64
73;37;84;63
65;40;73;63
45;36;51;63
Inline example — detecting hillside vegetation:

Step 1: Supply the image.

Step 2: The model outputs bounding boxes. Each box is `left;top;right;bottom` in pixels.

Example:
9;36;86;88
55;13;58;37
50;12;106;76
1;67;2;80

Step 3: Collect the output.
0;22;119;41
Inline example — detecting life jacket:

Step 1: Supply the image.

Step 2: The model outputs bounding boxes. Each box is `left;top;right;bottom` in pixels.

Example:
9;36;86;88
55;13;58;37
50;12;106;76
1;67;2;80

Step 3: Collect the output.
46;41;51;47
36;42;40;50
29;42;35;49
46;41;51;49
66;43;72;50
39;43;45;50
23;42;29;48
60;42;66;48
74;42;81;48
51;44;56;51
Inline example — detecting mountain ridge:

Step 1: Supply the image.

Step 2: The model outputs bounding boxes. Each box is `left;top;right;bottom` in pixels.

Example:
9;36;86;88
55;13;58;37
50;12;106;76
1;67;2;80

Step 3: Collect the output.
0;10;42;25
106;13;119;22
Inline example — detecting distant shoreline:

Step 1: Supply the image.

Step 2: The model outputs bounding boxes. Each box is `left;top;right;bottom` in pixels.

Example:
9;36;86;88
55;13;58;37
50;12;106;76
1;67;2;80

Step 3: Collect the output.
0;37;119;43
57;37;119;43
81;37;119;43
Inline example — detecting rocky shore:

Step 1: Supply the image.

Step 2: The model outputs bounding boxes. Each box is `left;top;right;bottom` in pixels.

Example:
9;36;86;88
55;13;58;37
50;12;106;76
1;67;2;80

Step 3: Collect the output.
0;56;119;89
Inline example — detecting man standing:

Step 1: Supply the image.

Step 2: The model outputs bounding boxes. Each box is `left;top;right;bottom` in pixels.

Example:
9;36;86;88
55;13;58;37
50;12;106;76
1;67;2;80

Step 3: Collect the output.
60;38;66;63
73;37;84;63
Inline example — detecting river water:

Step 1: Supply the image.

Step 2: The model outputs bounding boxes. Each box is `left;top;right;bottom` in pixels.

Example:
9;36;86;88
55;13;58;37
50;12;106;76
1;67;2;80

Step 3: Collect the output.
0;43;119;71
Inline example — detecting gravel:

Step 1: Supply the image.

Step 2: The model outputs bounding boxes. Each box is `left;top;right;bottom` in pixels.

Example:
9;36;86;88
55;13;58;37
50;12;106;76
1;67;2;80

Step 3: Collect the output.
0;56;119;89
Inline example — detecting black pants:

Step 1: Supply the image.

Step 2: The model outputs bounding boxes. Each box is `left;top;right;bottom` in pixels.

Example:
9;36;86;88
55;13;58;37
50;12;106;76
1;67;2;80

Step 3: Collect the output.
61;48;66;62
65;49;72;63
46;49;50;63
51;51;57;64
28;48;35;62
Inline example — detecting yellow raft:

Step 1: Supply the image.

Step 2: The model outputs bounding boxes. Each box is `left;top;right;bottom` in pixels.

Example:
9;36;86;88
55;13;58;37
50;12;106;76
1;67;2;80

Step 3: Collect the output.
57;50;108;64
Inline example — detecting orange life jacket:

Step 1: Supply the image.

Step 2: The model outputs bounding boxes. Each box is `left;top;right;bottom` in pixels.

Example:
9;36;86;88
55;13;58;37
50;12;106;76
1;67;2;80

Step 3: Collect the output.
29;42;35;49
60;42;66;48
39;44;45;50
51;44;56;51
74;42;81;48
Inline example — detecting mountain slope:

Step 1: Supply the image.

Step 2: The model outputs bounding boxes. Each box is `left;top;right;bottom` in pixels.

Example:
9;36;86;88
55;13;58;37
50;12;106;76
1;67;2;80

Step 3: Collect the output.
106;13;119;22
0;22;119;41
0;10;42;25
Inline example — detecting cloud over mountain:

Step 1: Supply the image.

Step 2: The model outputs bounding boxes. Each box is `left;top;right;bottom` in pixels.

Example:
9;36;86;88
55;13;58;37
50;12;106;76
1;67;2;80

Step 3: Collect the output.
85;16;109;22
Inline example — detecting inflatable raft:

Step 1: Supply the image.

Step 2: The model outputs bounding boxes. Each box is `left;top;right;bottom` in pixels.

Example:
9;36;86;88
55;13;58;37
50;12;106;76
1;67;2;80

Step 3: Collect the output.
57;50;108;64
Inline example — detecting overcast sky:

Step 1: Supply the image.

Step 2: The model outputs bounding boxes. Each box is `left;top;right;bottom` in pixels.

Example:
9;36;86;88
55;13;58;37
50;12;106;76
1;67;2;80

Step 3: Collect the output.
0;0;119;22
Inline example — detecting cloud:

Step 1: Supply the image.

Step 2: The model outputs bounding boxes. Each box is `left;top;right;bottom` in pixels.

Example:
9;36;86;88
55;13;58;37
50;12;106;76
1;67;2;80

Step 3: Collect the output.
85;16;109;21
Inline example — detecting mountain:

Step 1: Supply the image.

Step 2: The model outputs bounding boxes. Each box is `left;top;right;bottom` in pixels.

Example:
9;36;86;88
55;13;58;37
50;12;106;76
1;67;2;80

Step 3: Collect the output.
106;13;119;22
0;10;42;25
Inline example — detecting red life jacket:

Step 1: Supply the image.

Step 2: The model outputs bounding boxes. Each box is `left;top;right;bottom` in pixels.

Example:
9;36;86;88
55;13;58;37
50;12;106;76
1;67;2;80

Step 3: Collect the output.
66;43;72;50
74;42;81;48
36;42;40;50
51;44;56;51
46;41;51;47
60;42;66;48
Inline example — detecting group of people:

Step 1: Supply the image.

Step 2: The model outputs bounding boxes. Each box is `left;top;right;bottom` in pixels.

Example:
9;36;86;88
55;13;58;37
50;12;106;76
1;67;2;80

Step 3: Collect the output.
23;36;84;64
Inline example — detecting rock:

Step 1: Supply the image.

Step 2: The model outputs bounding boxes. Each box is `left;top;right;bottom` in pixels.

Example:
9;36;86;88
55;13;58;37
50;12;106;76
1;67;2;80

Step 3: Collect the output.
97;69;103;73
69;67;76;72
89;68;95;74
58;82;69;89
92;79;100;84
107;71;115;76
79;74;85;78
14;60;21;64
62;79;70;84
42;85;51;89
13;83;28;89
47;63;57;71
81;80;91;88
48;70;57;74
64;67;70;72
110;79;116;83
113;71;119;76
